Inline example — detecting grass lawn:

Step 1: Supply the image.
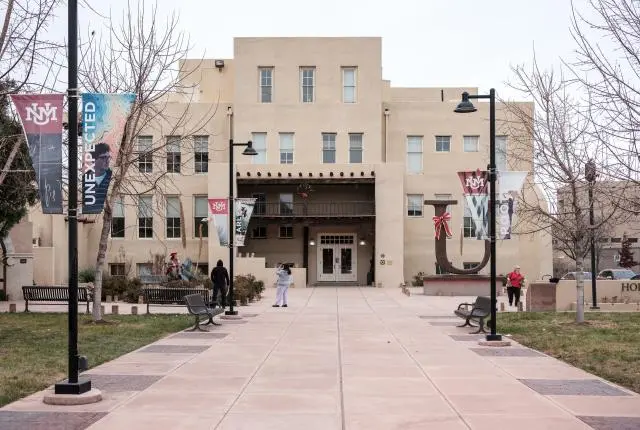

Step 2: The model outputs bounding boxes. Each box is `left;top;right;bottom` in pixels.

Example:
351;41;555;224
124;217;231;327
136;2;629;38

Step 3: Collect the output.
499;312;640;393
0;313;192;408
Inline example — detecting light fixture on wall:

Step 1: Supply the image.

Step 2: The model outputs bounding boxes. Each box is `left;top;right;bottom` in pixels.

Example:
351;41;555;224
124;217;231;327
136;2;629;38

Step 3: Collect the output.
359;239;366;246
309;239;316;246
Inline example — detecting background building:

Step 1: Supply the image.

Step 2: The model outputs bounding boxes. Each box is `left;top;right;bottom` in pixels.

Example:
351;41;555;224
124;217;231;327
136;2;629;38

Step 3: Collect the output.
28;37;552;289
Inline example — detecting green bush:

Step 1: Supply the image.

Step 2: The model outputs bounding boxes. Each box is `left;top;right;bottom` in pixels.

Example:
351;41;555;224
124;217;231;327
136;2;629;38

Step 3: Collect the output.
163;278;212;289
79;268;96;283
412;271;426;286
101;276;142;303
232;274;265;305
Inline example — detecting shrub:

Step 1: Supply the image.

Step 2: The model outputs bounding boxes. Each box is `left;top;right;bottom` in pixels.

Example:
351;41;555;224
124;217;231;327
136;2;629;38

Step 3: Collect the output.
163;278;212;289
79;268;95;283
0;290;6;301
412;271;426;286
101;276;142;303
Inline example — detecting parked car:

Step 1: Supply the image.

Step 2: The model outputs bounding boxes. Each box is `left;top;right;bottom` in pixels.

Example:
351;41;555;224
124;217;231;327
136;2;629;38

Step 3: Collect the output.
561;272;592;280
597;269;637;280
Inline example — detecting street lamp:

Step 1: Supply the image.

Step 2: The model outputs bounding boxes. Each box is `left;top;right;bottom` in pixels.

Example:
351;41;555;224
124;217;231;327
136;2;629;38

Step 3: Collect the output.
454;89;502;342
226;139;257;315
585;159;599;309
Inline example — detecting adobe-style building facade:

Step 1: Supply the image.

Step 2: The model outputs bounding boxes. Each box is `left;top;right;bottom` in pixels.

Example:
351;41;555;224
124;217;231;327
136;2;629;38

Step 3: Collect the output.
24;37;552;294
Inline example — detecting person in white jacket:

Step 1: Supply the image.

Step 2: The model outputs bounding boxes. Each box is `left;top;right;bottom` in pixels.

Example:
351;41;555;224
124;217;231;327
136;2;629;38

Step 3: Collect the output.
273;263;293;307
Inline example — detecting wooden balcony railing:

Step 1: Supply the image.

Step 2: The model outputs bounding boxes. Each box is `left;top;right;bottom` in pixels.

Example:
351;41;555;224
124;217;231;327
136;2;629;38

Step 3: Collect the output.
251;201;375;218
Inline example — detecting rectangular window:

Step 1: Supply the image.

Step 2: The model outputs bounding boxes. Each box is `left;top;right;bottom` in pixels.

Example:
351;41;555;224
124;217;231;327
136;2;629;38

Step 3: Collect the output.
322;133;336;164
251;132;267;164
138;195;153;239
300;67;315;103
194;196;208;238
435;135;451;152
279;133;294;164
349;133;363;163
166;135;181;173
463;201;477;238
109;263;126;277
252;193;266;215
279;225;294;238
496;135;507;171
407;136;423;173
463;135;479;152
259;67;273;103
252;225;267;239
111;195;125;238
279;193;294;215
137;136;153;173
166;196;181;239
194;135;208;173
342;67;357;103
407;194;423;217
137;263;153;277
463;262;481;270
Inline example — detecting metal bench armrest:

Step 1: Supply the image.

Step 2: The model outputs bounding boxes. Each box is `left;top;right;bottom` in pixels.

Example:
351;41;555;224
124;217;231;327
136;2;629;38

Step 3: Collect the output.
457;303;473;310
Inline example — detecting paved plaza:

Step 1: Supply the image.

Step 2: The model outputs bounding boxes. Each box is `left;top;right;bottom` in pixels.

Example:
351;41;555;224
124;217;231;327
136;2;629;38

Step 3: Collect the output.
1;287;639;429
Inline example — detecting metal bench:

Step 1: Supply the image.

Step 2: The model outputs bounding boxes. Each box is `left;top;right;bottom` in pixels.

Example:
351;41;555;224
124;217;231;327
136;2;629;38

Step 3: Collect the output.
454;296;492;334
184;293;224;331
142;287;210;314
22;286;91;314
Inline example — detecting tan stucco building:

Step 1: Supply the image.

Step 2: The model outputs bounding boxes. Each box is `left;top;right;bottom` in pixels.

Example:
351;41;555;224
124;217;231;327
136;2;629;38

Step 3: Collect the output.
19;37;551;297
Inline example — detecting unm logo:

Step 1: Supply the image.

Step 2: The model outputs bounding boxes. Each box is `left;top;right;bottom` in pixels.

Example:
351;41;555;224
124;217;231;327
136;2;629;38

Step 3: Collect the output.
465;176;485;190
25;102;58;125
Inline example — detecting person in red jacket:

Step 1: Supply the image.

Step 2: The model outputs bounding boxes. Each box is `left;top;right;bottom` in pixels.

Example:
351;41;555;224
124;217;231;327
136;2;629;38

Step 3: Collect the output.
506;265;525;307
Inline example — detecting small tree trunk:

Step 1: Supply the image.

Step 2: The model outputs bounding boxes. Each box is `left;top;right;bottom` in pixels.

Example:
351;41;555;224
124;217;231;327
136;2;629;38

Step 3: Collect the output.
92;202;113;321
575;258;585;323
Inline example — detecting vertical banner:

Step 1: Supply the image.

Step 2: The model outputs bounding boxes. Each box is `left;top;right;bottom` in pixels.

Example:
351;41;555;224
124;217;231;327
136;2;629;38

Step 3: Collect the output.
81;93;135;214
458;169;489;240
10;94;64;214
234;198;256;247
208;198;229;247
497;171;528;240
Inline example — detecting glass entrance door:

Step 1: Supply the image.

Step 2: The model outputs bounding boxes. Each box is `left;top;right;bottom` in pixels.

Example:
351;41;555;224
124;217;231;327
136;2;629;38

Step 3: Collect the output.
316;234;357;283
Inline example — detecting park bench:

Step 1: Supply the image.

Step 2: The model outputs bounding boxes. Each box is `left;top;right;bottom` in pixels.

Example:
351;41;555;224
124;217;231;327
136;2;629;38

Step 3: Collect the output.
454;296;492;334
183;293;224;331
142;287;210;314
22;286;91;314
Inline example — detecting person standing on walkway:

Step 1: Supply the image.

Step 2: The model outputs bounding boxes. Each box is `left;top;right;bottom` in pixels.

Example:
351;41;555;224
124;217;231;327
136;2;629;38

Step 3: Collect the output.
506;265;525;307
210;259;229;308
273;263;292;308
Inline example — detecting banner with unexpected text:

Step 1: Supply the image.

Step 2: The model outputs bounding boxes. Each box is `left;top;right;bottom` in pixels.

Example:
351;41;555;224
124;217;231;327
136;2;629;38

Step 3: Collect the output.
81;93;135;214
10;94;64;214
209;198;229;247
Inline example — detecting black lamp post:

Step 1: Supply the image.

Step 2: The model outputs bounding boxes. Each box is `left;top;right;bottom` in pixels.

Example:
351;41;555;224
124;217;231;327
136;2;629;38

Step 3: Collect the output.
226;139;257;315
54;0;91;395
585;159;599;309
455;89;502;342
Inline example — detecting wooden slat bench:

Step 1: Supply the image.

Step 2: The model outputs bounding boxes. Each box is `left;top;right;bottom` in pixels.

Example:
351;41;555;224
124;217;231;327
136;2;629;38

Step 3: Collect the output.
22;286;91;314
184;293;224;331
142;287;210;314
453;296;492;334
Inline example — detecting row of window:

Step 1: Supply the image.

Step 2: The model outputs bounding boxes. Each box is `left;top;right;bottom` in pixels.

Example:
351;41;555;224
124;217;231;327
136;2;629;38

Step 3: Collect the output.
406;193;477;238
406;135;508;174
137;135;209;174
250;132;364;164
258;66;358;104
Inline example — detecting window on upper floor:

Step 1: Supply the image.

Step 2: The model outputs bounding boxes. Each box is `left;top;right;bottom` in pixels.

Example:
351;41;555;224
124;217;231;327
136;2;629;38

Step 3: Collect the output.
137;135;153;173
463;135;479;152
194;196;208;238
496;135;507;171
251;132;267;164
259;67;273;103
435;135;451;152
138;195;153;239
463;201;477;238
166;135;181;173
252;193;266;216
165;196;181;239
111;195;125;238
407;194;423;217
194;135;208;173
322;133;336;164
407;136;423;173
349;133;363;163
279;193;294;215
342;67;357;103
300;67;315;103
279;133;294;164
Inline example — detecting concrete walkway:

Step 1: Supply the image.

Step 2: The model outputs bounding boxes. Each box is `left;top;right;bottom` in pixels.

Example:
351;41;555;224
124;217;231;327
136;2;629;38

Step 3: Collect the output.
1;287;639;429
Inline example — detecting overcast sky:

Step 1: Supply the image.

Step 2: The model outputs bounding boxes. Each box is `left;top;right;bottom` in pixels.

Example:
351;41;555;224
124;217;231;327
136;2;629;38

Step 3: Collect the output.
45;0;586;100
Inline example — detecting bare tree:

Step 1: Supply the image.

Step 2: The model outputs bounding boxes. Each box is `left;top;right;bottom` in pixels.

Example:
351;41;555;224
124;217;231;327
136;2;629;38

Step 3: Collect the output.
503;57;627;323
78;0;216;322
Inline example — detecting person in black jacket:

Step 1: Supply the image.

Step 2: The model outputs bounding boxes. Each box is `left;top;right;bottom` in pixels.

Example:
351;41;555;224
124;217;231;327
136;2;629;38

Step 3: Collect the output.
210;259;229;308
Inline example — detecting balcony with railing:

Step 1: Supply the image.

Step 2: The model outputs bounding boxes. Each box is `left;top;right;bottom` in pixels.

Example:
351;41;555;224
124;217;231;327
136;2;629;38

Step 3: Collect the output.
251;201;375;219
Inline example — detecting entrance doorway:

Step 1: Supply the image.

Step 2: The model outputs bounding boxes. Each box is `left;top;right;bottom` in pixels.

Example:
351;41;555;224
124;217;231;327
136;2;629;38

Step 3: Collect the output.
317;234;357;282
